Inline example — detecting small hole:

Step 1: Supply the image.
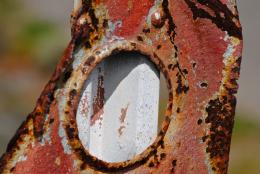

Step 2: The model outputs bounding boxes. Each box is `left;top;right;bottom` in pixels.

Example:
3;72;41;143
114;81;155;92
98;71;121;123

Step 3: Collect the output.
200;82;208;88
197;119;203;125
76;51;169;163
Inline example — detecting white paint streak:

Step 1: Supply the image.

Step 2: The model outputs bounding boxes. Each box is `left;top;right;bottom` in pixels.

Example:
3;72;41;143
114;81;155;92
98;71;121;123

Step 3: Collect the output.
58;124;72;154
17;155;27;163
39;114;52;145
223;34;240;65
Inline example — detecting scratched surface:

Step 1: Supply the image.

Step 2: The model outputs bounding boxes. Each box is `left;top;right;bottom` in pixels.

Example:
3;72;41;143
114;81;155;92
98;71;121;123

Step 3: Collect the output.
0;0;243;174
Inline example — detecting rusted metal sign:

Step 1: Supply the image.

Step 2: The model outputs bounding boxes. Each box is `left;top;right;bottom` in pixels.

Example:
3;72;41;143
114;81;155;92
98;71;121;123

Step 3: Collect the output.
0;0;242;173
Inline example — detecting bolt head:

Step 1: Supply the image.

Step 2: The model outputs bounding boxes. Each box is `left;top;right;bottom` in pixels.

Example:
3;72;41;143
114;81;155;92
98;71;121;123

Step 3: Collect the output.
151;9;165;28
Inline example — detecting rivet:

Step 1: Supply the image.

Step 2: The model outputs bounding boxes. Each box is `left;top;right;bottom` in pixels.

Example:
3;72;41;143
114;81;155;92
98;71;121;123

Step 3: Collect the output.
151;9;165;28
79;17;87;25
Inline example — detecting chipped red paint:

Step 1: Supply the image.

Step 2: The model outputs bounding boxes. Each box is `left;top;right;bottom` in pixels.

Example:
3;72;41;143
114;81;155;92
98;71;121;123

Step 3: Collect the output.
13;102;75;174
104;0;154;37
0;0;243;174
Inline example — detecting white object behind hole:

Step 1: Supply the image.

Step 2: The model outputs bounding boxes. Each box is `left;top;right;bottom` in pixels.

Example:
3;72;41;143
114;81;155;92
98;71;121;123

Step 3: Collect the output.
76;53;160;162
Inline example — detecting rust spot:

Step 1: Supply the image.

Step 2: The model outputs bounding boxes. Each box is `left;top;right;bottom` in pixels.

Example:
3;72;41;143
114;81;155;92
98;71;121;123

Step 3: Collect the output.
84;56;95;66
127;0;134;12
85;41;92;49
10;167;15;172
69;89;77;101
160;153;166;160
148;162;154;168
176;107;181;113
67;89;77;109
159;139;165;149
55;157;61;166
65;125;75;139
90;68;104;126
168;63;178;70
49;118;55;124
90;107;104;127
62;70;72;83
103;19;108;28
120;104;129;123
200;82;208;88
157;45;162;50
118;126;126;136
182;69;188;75
192;62;197;69
118;104;129;136
137;36;143;42
162;0;177;43
197;119;203;125
202;135;209;143
5;120;29;152
176;74;189;94
142;28;150;33
172;159;177;167
171;159;177;173
232;57;242;74
95;51;101;55
204;96;236;172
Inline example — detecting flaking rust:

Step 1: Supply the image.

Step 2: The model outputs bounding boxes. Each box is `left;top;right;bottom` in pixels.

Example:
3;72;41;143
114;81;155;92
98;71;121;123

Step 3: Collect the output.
0;0;242;174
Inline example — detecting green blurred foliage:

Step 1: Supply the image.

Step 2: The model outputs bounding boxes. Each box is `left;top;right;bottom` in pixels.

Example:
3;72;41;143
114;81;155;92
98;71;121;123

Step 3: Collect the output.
229;114;260;174
233;113;260;137
14;21;57;54
0;0;20;17
12;20;63;70
0;0;68;71
0;0;20;53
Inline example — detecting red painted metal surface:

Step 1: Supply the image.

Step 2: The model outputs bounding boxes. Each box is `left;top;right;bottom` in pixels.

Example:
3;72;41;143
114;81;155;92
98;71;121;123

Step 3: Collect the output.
0;0;242;173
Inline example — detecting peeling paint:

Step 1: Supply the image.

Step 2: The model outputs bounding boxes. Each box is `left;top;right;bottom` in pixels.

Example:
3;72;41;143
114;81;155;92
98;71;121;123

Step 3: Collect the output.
58;124;72;155
0;0;243;173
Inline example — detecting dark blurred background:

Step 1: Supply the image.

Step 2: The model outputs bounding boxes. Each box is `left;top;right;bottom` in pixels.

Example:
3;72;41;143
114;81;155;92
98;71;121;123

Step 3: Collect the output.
0;0;259;173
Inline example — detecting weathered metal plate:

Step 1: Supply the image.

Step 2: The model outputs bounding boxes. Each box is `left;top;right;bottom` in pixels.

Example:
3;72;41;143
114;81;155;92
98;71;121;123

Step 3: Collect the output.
0;0;243;173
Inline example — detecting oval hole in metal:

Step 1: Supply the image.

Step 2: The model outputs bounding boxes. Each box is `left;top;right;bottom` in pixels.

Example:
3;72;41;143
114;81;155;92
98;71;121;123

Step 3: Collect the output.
76;52;168;163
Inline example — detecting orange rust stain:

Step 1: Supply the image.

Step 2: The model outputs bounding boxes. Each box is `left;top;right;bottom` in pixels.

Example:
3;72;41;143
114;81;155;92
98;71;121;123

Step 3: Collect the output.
118;126;126;136
118;104;129;136
127;0;133;12
120;103;129;123
91;68;104;126
80;97;89;116
90;109;104;126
